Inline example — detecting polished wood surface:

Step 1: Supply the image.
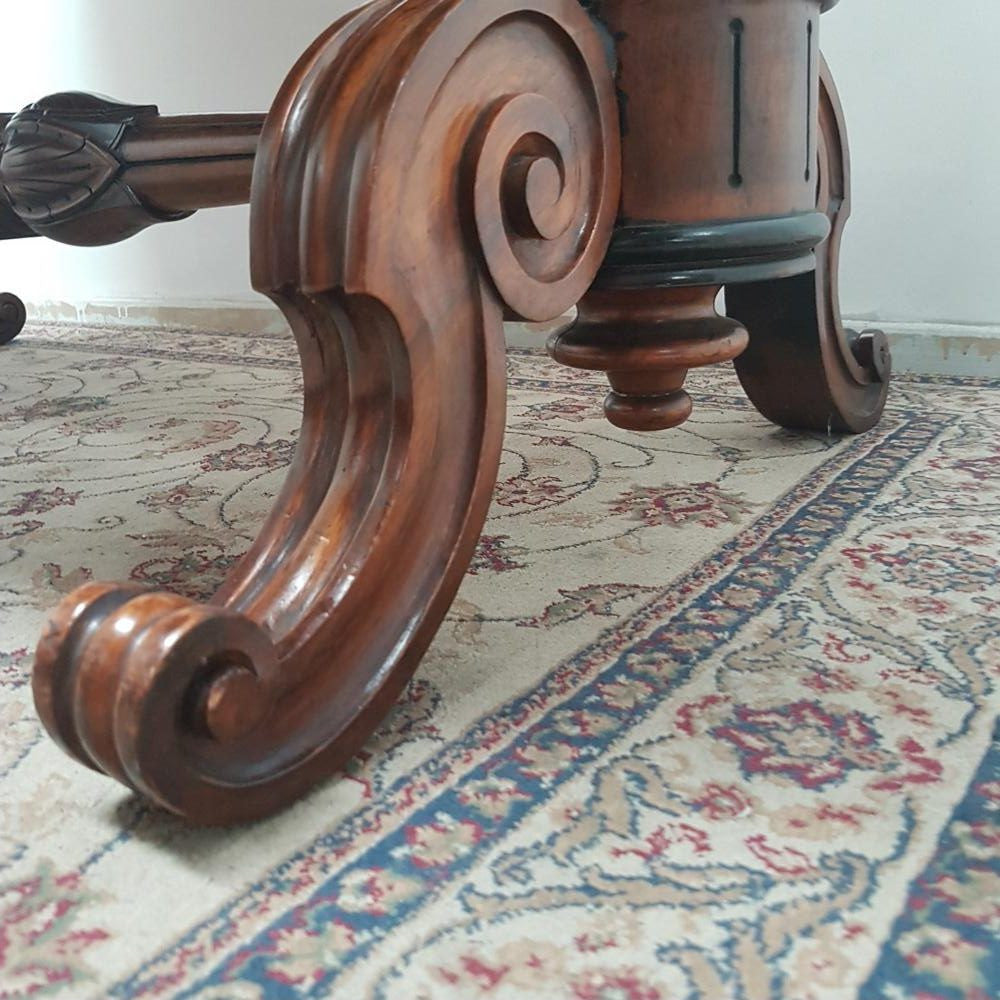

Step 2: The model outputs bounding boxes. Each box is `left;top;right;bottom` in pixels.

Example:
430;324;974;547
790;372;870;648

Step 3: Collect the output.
1;93;261;246
725;58;891;432
5;0;888;823
549;0;865;431
30;0;620;825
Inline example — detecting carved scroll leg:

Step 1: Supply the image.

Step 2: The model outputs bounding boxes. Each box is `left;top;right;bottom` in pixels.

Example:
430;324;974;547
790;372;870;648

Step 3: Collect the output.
0;292;26;344
725;57;890;434
31;0;620;825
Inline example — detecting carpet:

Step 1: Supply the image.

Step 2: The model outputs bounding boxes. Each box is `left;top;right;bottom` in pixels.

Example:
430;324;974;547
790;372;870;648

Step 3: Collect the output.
0;324;997;1000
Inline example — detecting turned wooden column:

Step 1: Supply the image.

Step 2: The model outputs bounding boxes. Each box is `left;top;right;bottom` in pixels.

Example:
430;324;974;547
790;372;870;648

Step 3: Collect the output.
552;0;836;430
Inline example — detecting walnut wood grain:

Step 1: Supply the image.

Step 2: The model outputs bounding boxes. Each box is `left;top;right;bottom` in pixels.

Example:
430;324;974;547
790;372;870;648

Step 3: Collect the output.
31;0;620;824
23;0;888;826
550;0;834;430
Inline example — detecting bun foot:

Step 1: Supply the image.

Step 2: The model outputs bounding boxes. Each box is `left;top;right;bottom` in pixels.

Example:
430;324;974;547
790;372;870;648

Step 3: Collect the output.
549;286;749;432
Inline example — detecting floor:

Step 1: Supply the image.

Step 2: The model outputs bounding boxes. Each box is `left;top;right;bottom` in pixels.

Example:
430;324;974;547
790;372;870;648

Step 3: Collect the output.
1;324;998;999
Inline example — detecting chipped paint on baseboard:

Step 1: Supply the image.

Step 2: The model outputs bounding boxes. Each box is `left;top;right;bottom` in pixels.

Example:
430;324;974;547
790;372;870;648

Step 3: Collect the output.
24;299;292;336
850;320;1000;378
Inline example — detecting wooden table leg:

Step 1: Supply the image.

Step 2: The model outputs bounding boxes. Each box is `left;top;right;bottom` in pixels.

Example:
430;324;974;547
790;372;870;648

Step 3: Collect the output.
31;0;621;825
0;292;26;344
23;0;888;826
726;59;891;433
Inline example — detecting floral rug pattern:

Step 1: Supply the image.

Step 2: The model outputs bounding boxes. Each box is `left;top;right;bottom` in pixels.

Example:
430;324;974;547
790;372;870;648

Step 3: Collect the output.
0;324;997;999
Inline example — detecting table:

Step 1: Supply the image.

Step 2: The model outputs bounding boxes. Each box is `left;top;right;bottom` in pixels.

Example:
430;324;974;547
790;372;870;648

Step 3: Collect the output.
1;0;889;824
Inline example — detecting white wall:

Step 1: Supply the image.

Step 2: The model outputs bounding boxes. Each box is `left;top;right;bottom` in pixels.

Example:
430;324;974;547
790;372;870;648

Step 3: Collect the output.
2;0;998;326
0;0;356;307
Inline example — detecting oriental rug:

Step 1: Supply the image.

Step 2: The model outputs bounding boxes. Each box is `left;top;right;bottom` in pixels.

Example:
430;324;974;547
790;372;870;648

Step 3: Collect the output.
0;324;997;999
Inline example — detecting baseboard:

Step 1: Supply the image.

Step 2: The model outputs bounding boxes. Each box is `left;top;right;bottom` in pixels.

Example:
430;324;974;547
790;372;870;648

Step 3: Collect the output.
23;299;292;336
22;299;572;343
20;300;1000;379
844;320;1000;379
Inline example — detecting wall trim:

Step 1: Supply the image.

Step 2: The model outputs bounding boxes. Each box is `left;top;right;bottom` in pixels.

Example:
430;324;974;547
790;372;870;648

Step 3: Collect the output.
19;300;1000;378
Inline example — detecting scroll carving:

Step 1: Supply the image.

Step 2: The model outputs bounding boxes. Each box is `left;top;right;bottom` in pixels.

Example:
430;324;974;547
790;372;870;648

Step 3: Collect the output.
726;58;890;433
32;0;620;824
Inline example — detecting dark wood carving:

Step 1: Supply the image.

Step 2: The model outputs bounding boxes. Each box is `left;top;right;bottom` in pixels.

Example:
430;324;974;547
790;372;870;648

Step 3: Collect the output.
0;291;26;344
31;0;620;825
725;58;890;432
1;93;262;246
16;0;887;824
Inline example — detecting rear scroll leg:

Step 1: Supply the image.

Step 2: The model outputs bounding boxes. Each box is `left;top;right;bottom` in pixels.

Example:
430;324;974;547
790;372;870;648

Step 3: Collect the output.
725;57;890;433
31;0;621;824
0;292;26;344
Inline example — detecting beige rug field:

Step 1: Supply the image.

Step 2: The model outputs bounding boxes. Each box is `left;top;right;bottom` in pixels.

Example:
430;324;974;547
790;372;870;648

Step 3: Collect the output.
0;324;997;999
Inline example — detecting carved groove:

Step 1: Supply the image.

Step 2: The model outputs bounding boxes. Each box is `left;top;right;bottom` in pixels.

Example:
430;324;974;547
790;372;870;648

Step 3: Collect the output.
806;20;814;182
729;18;744;188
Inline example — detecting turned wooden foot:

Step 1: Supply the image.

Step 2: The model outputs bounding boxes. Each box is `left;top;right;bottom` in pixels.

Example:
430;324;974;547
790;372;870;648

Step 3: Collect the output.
30;0;620;825
549;286;748;431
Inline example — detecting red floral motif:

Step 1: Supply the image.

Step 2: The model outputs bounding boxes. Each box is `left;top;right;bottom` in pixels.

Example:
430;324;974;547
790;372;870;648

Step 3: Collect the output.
714;701;885;789
611;822;712;861
139;482;217;513
130;548;243;600
801;665;859;694
610;483;753;529
0;648;29;689
841;541;997;594
14;395;110;422
521;396;595;423
822;633;871;664
0;520;42;541
518;583;658;629
675;694;731;737
746;834;817;876
334;867;423;917
867;737;943;793
30;563;94;601
929;448;1000;483
399;814;485;869
199;438;296;473
572;969;663;1000
2;487;82;518
0;861;109;996
494;474;569;508
470;534;528;574
691;782;754;820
